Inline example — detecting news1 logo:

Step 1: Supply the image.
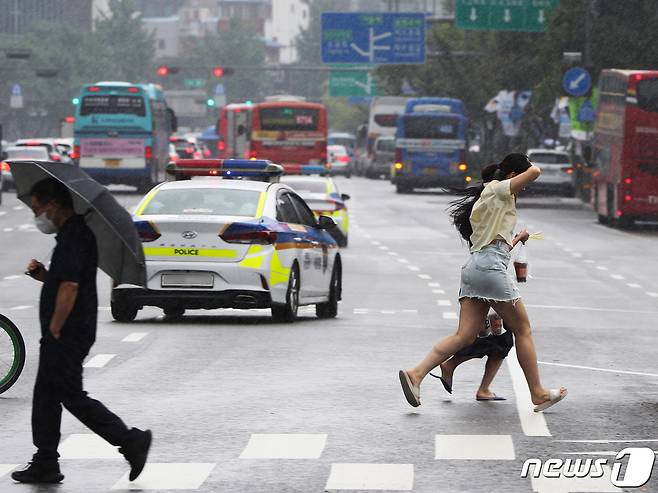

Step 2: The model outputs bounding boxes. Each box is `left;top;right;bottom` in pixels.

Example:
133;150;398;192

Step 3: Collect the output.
521;448;655;488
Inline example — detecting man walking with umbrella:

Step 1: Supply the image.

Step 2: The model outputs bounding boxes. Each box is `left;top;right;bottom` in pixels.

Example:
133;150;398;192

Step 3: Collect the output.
11;177;151;484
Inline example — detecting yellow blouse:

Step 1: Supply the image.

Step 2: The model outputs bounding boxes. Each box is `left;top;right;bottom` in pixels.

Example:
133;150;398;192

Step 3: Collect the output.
469;179;516;252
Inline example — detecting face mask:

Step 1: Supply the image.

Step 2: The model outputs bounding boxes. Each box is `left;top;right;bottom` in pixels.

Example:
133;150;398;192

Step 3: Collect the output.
34;212;57;234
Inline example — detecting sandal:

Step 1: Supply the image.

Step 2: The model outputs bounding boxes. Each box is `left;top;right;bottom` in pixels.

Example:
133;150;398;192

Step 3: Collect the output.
534;388;568;412
398;370;421;407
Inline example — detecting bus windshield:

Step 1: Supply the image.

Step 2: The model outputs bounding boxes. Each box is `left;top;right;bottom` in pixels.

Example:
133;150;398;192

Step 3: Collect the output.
81;95;146;117
259;107;319;131
636;79;658;113
403;115;460;139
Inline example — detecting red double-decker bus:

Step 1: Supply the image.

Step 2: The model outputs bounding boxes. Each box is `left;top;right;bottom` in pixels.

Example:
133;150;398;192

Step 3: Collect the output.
249;97;327;173
592;69;658;227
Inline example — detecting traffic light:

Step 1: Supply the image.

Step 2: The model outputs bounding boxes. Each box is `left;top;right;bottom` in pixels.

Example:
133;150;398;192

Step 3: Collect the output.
72;97;80;105
156;65;180;77
207;98;216;107
212;66;235;78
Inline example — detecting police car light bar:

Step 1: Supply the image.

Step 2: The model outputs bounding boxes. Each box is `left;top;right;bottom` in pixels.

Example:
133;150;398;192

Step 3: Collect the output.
166;159;283;181
299;165;330;176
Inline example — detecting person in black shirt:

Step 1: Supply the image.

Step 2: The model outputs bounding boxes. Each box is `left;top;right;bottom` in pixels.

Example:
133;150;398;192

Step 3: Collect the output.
12;178;151;484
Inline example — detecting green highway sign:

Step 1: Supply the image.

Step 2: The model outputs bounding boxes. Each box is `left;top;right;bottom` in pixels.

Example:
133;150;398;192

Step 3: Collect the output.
184;78;206;89
456;0;559;32
329;69;378;97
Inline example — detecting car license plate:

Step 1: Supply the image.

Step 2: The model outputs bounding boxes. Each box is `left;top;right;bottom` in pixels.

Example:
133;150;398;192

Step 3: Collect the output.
424;167;438;175
104;158;121;168
161;272;214;288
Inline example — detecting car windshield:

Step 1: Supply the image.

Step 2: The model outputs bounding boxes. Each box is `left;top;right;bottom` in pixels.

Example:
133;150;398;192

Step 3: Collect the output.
329;137;355;149
281;179;328;195
530;153;571;164
6;147;49;160
141;188;261;217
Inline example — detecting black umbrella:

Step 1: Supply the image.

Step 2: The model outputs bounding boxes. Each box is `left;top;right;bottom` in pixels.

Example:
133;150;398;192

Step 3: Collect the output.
9;160;145;286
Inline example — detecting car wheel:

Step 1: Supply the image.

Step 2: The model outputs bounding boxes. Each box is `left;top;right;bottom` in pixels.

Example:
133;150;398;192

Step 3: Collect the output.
597;214;607;225
111;299;138;323
316;261;340;319
163;307;185;319
396;184;412;194
338;236;348;248
271;265;299;323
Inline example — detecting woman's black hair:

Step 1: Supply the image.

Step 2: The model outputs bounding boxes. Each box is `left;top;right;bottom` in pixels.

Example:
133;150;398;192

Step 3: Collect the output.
447;153;532;245
30;177;74;209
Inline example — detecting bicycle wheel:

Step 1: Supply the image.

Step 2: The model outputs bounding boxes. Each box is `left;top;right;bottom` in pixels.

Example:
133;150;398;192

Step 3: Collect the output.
0;314;26;394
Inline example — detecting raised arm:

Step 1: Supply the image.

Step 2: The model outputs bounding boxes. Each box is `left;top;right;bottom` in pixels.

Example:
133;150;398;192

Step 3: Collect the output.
509;165;541;195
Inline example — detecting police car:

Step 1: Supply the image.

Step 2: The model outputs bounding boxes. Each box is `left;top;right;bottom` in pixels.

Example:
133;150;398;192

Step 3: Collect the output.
111;159;342;323
280;171;350;247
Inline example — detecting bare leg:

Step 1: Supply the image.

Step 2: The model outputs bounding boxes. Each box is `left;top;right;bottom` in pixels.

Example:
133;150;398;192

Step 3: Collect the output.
439;355;473;390
406;298;489;387
476;356;504;399
490;299;567;406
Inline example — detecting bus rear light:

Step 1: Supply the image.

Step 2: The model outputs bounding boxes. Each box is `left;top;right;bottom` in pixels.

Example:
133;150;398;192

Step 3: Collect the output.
624;177;633;184
465;176;472;183
203;149;211;158
88;86;100;92
185;147;194;154
221;229;277;245
249;151;257;159
217;140;226;151
127;87;139;93
624;194;632;202
134;221;161;242
458;163;468;171
71;145;80;159
394;162;404;170
616;210;623;217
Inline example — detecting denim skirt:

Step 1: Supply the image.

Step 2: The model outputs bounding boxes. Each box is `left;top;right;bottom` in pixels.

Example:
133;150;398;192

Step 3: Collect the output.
459;242;520;303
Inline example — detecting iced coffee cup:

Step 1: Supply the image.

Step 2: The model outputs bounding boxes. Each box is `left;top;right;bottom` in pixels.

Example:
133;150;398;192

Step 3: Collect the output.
514;261;528;282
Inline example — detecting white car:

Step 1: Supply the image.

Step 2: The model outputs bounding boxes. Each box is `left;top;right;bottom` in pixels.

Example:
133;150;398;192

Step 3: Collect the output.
2;145;51;191
526;148;574;196
327;144;352;177
111;159;342;322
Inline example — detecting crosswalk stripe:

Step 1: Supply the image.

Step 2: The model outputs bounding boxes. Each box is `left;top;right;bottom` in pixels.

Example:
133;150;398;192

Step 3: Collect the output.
83;354;116;368
111;463;216;490
59;434;122;459
435;435;515;460
507;350;551;437
122;332;148;342
325;464;414;491
240;434;327;459
442;312;457;320
0;465;19;478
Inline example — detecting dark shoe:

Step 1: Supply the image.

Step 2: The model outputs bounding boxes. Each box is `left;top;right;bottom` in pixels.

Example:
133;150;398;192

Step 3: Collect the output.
10;462;64;483
120;428;152;481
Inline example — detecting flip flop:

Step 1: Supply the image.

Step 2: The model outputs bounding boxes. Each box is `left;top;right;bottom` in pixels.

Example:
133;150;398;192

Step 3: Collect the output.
428;371;452;394
398;370;421;407
534;388;568;412
476;394;506;401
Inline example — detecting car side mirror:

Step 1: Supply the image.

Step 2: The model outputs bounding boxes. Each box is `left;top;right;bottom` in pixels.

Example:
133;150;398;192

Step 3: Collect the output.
317;215;336;230
341;193;350;201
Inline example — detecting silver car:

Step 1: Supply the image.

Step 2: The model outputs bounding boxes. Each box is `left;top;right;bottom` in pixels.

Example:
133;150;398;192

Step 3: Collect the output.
526;149;574;196
2;145;50;191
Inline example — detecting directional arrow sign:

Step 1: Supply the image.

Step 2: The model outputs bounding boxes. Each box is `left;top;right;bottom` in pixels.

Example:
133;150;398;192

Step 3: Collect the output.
456;0;559;32
321;13;425;64
563;67;591;97
329;68;378;97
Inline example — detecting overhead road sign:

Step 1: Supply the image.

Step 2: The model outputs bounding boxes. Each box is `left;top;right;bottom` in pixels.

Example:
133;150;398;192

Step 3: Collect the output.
563;67;592;97
455;0;559;32
329;67;378;97
321;13;426;65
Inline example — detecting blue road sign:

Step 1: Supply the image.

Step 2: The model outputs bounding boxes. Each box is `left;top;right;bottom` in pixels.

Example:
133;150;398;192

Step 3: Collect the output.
321;12;426;64
563;67;591;97
11;84;22;96
215;83;225;95
577;98;596;123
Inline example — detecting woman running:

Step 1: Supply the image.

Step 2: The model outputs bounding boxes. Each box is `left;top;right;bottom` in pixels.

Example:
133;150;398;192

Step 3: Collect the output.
399;153;567;412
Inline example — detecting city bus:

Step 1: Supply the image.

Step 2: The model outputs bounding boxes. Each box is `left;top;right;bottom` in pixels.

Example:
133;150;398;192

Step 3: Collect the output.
358;96;408;175
249;97;327;173
392;97;470;193
216;103;253;159
592;69;658;227
73;82;176;191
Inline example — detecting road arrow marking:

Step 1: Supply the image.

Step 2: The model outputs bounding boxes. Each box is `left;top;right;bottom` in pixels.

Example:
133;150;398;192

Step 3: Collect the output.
469;7;477;21
504;8;512;22
538;9;545;23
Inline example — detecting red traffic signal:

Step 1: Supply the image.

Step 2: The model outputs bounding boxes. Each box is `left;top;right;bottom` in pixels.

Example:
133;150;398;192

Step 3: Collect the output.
157;65;169;77
212;66;224;78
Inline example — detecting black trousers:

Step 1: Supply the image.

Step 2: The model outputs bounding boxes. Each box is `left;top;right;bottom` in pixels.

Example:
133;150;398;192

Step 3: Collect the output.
32;337;131;463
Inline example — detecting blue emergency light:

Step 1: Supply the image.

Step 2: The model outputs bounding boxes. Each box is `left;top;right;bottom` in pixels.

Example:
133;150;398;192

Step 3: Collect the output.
299;165;330;176
166;159;283;182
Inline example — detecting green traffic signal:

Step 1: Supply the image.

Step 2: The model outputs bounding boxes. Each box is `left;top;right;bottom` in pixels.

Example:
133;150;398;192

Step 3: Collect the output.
72;97;80;105
207;98;216;107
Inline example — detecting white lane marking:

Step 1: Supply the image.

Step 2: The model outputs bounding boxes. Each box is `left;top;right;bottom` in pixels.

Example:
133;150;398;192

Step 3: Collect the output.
83;354;115;368
122;332;148;343
378;245;389;251
3;275;22;280
596;265;608;271
381;310;396;314
556;242;564;247
402;309;418;314
418;274;431;280
325;464;414;491
0;211;7;217
98;306;111;311
371;240;381;246
397;258;409;264
538;361;658;378
437;300;452;307
530;465;620;493
428;282;441;287
442;312;458;320
10;305;32;310
3;228;13;232
240;434;327;459
556;439;658;443
407;266;420;271
0;465;19;478
626;283;641;288
563;247;573;252
111;463;216;490
388;251;398;256
647;292;658;297
571;252;583;258
59;434;122;459
353;309;369;314
432;289;445;294
12;206;23;211
610;274;625;280
507;349;551;437
435;435;515;460
525;304;658;315
18;223;34;230
583;259;595;263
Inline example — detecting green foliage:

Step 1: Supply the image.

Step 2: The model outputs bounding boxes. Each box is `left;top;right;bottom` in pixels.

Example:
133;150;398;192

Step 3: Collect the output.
324;98;368;132
183;18;269;104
